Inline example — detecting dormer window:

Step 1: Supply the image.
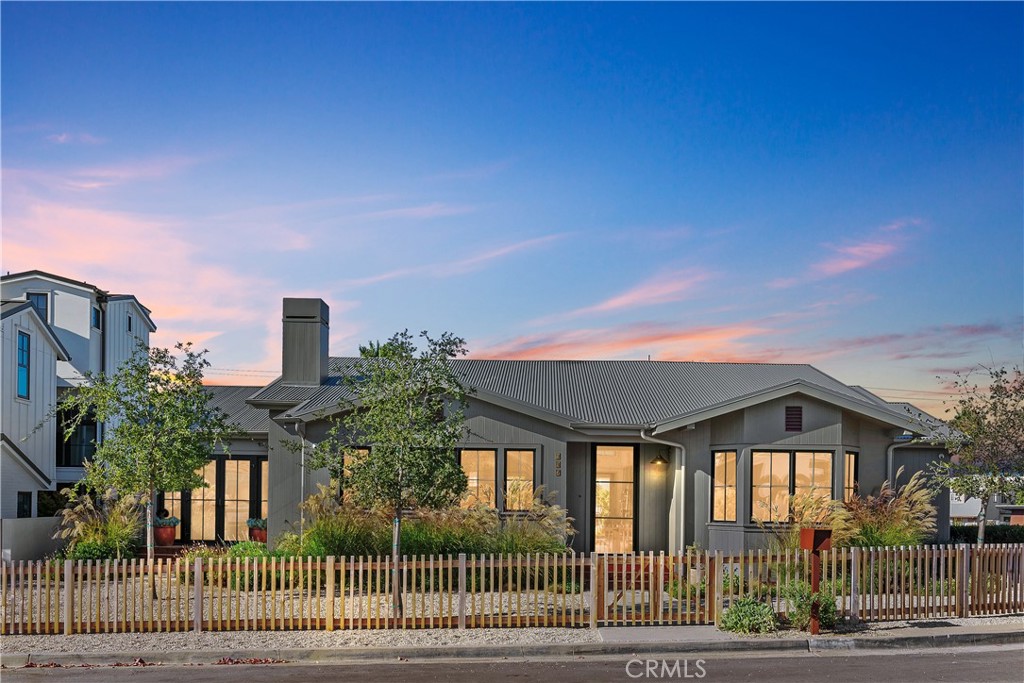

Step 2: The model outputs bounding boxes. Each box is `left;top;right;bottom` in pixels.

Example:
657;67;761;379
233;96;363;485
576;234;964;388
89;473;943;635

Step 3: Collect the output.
27;293;48;323
785;406;803;432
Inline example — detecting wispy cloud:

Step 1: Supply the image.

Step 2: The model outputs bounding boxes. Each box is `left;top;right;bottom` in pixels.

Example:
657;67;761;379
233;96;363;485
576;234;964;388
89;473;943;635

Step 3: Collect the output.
5;155;202;193
474;320;773;361
343;234;565;287
356;202;476;221
532;268;712;325
770;218;920;288
45;131;106;145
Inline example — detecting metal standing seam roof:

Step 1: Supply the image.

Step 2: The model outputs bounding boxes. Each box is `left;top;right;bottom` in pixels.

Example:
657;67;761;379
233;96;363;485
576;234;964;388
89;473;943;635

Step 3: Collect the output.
205;385;271;434
258;357;918;429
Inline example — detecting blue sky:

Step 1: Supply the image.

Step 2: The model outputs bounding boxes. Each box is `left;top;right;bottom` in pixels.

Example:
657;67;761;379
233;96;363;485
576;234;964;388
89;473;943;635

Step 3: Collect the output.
3;2;1021;414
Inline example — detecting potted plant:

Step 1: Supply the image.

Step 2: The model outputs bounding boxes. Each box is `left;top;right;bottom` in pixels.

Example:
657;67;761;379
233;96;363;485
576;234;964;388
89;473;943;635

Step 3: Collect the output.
153;509;180;546
247;517;267;542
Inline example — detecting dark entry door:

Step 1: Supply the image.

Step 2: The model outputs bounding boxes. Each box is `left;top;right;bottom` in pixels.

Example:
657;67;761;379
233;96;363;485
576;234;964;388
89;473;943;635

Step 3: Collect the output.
162;456;268;543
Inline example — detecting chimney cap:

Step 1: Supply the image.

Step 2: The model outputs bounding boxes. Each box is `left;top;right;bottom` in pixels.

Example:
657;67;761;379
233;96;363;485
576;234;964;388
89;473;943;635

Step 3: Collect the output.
283;298;329;324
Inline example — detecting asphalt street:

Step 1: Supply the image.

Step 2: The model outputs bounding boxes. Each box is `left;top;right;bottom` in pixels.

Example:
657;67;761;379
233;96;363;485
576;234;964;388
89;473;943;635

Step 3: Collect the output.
2;646;1023;683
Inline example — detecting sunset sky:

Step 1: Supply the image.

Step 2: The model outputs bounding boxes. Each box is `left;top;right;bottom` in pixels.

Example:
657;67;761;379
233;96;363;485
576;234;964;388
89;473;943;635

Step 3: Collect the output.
3;3;1021;416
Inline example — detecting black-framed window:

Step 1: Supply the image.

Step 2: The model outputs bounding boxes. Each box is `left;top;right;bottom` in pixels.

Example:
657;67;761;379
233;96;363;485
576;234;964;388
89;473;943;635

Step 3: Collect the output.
594;445;636;553
91;306;103;330
751;450;834;522
161;456;268;543
17;492;32;518
127;314;133;332
504;449;536;511
57;410;97;467
460;449;497;508
712;450;737;522
26;293;47;322
844;451;859;501
17;331;30;399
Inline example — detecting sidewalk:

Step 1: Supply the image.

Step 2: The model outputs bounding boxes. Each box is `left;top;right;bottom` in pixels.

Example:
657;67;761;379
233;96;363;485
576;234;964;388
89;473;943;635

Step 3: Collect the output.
2;621;1022;667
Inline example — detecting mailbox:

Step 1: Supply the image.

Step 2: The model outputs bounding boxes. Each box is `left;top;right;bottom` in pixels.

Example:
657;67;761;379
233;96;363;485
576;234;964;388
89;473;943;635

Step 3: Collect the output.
799;527;832;552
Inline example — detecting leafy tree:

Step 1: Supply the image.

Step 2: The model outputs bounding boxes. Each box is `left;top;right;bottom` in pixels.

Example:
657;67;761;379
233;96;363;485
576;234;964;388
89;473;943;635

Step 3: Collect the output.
308;330;470;617
929;366;1024;545
56;342;234;560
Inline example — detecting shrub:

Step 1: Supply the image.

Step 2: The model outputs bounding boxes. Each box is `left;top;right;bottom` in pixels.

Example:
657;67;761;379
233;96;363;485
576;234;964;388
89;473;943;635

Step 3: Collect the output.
780;580;838;631
950;524;1024;544
227;541;270;558
719;597;778;634
831;468;937;548
54;488;142;559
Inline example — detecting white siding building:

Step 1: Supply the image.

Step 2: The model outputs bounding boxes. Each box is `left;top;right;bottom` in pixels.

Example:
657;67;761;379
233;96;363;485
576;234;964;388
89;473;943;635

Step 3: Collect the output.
0;271;156;557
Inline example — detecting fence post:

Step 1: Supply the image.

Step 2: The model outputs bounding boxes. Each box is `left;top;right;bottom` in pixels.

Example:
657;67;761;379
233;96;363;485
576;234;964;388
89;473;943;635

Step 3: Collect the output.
62;560;73;636
588;554;598;628
193;558;203;633
457;553;467;629
850;547;860;623
326;556;335;631
957;544;971;618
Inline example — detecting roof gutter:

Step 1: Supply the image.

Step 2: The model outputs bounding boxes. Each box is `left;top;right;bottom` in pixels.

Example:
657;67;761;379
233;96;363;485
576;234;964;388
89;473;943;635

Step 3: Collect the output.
886;435;924;483
640;427;687;553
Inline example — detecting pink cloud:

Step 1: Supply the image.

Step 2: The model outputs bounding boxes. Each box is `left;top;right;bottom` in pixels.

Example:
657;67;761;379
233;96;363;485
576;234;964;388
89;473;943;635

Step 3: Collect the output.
357;202;476;220
532;269;712;325
344;234;564;287
474;321;772;362
811;240;899;277
46;132;106;145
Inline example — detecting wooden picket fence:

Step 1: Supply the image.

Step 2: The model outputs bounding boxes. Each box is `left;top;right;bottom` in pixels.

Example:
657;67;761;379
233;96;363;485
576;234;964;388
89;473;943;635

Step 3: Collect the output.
2;544;1022;635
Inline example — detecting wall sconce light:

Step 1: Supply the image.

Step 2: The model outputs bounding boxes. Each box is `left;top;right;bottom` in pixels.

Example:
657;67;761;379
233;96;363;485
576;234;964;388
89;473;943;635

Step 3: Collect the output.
650;453;669;465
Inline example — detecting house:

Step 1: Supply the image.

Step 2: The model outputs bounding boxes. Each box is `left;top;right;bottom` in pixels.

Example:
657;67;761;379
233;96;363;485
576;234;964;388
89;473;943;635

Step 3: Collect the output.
158;385;270;545
0;271;155;558
245;298;951;553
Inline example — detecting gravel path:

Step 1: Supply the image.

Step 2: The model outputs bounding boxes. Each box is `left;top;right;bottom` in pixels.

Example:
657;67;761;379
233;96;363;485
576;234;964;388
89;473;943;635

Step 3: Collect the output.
0;626;598;654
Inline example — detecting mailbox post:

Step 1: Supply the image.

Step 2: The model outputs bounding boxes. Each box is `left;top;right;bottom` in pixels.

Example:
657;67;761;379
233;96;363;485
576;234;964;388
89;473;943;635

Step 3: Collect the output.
799;527;832;635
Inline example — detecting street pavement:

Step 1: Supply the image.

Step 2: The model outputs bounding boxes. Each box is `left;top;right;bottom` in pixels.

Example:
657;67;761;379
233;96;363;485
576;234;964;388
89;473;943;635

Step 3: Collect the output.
2;646;1023;682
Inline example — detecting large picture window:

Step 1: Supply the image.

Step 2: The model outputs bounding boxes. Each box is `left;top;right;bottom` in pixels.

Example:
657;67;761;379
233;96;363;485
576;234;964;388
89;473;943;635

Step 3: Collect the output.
712;450;737;522
752;450;834;522
460;449;496;507
504;449;535;511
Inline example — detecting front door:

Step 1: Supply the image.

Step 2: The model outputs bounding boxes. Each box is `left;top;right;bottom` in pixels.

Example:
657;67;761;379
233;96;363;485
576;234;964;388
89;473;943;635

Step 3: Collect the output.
593;445;637;553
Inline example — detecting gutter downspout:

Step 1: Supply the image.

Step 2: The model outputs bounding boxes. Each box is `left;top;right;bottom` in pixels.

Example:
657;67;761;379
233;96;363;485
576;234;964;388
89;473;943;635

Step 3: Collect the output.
641;427;686;553
886;436;922;483
296;420;307;539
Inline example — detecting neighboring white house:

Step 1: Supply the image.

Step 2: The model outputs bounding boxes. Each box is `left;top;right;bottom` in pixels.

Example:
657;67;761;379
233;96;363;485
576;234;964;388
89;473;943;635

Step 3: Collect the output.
0;301;70;517
0;271;156;558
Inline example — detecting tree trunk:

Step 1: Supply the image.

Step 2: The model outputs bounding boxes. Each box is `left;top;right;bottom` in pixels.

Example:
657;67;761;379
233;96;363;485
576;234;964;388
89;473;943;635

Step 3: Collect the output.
147;486;156;562
392;507;403;622
977;493;990;547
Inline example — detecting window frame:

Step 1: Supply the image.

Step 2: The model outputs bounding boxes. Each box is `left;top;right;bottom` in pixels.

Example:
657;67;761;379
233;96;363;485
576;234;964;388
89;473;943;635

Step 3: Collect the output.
127;314;133;332
91;306;103;330
750;449;835;523
17;491;32;518
26;292;48;323
459;448;498;508
16;330;31;400
844;451;859;502
503;448;536;512
591;444;639;553
711;450;738;522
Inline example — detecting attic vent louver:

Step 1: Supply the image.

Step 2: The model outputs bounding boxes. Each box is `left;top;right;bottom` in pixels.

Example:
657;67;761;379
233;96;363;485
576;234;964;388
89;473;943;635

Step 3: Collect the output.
785;406;803;432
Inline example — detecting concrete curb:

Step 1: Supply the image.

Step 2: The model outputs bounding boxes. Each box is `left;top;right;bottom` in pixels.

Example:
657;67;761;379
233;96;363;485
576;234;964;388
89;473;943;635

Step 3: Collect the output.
2;629;1022;667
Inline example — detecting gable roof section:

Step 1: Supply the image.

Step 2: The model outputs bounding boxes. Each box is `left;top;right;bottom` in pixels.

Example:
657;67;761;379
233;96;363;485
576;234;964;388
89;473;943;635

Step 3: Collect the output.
0;433;52;488
258;357;922;433
205;385;270;435
1;301;71;361
1;270;157;332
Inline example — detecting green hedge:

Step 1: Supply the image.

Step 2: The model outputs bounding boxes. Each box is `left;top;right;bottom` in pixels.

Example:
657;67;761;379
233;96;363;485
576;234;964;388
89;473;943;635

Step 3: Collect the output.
949;524;1024;544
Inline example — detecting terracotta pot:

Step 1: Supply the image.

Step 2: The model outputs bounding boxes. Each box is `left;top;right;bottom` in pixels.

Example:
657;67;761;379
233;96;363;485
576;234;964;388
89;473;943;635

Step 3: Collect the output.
249;528;267;543
154;525;177;546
